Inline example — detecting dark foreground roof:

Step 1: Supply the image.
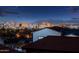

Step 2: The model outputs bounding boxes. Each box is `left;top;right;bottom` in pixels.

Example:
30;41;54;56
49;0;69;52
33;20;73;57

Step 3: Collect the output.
23;36;79;53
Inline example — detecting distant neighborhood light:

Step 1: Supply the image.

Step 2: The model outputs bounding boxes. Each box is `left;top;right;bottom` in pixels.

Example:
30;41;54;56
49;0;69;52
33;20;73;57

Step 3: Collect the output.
16;34;20;38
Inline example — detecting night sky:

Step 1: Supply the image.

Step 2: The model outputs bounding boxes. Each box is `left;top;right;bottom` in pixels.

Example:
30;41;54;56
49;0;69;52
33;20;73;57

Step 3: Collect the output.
0;6;79;23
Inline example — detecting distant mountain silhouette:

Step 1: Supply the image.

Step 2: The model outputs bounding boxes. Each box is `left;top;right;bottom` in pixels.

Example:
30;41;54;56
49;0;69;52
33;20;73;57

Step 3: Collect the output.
34;19;64;24
66;18;79;23
33;17;79;24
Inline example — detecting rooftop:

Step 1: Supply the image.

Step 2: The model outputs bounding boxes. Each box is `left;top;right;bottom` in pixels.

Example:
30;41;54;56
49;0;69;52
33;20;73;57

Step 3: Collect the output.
23;36;79;52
